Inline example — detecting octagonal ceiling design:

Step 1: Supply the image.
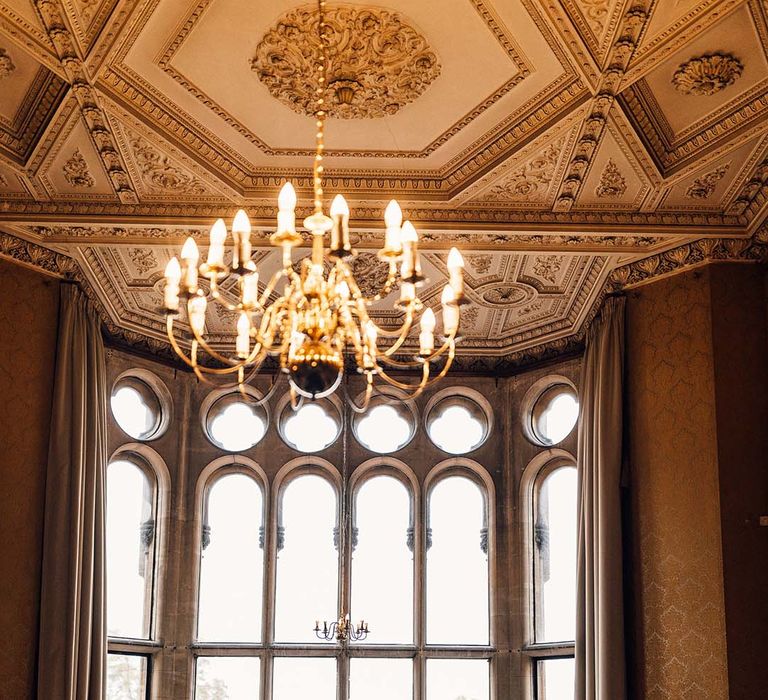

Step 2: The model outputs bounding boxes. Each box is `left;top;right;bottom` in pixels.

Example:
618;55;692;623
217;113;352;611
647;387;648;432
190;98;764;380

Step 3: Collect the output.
0;0;767;364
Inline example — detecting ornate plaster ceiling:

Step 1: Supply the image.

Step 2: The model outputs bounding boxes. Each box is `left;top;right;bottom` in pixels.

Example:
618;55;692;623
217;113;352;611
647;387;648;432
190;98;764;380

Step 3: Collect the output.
0;0;767;364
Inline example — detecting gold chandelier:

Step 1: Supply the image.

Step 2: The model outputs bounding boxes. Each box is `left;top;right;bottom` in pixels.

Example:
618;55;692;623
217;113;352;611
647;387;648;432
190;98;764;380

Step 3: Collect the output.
163;0;464;410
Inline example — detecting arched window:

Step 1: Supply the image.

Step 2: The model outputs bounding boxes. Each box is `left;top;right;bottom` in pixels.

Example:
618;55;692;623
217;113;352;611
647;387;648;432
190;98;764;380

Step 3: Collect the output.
351;473;414;644
197;470;265;642
527;458;577;700
274;472;339;642
106;455;160;700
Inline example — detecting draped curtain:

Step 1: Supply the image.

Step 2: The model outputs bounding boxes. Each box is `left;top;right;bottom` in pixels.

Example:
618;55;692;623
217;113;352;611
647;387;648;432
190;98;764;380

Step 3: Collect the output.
575;296;627;700
37;285;107;699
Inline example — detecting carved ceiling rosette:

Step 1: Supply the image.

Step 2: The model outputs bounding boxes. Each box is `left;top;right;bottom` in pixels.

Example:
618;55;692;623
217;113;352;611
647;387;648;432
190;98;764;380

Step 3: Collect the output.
672;53;743;96
251;5;441;119
0;48;15;79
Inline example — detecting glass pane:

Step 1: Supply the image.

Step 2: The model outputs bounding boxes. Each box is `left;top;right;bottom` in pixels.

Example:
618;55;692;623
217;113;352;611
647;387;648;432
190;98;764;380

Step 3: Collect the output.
195;657;261;700
355;403;413;453
206;394;267;451
282;403;339;452
351;476;413;644
531;385;579;445
538;658;575;700
426;659;489;700
350;658;412;700
198;473;264;642
107;654;147;700
107;460;155;639
427;477;489;645
535;467;577;643
275;475;338;642
272;657;336;700
427;400;486;454
111;380;160;440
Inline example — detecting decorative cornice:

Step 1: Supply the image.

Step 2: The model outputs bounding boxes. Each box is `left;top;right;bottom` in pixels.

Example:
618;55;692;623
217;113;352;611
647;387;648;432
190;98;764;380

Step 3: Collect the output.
552;3;652;212
32;0;138;203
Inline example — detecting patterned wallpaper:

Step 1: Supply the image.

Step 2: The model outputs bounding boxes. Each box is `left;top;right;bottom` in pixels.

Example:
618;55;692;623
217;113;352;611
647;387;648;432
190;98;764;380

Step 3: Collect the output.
625;268;729;699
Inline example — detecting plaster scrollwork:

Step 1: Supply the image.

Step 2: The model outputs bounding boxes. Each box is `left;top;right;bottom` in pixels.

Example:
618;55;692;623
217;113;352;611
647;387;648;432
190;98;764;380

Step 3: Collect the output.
686;164;730;200
76;0;99;24
0;48;15;78
251;6;441;119
672;53;743;96
461;305;480;331
467;254;493;274
577;0;611;35
127;247;158;274
129;134;207;195
595;159;627;198
532;255;563;284
0;172;7;187
350;252;394;297
62;149;95;188
483;138;564;202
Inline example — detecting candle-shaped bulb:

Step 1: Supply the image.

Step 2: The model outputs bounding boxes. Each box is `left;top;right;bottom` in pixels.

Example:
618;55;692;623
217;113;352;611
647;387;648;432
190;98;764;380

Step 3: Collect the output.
188;295;207;335
236;311;250;358
181;236;199;262
336;281;351;300
164;257;181;310
447;247;464;296
384;200;402;228
330;193;349;217
232;209;251;235
419;307;435;355
206;218;227;268
441;285;459;335
278;181;297;211
401;220;417;243
399;281;416;304
242;271;259;307
165;256;181;284
421;307;436;333
365;320;378;347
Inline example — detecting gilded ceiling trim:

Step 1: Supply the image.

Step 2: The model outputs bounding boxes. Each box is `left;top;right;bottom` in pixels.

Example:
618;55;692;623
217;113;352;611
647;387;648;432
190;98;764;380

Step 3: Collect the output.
552;3;652;212
32;0;139;204
0;3;62;74
728;155;768;217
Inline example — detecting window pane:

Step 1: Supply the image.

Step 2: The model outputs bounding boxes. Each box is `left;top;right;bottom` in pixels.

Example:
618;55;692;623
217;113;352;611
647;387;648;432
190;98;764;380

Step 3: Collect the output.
111;379;161;440
427;399;487;454
275;475;338;642
205;394;267;451
272;657;336;700
281;402;339;452
427;477;489;645
350;658;412;699
426;659;489;700
537;658;575;700
195;657;261;700
531;385;579;445
351;476;413;644
198;473;264;642
107;654;147;700
535;467;577;643
107;460;155;639
354;403;413;453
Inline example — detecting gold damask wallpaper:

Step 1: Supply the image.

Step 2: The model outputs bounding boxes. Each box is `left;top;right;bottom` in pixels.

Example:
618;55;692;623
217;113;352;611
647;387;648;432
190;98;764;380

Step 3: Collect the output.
625;268;729;700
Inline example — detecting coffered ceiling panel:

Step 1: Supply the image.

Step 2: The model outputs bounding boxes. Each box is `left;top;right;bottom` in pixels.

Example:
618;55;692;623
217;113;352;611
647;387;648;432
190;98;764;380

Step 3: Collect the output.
0;0;767;364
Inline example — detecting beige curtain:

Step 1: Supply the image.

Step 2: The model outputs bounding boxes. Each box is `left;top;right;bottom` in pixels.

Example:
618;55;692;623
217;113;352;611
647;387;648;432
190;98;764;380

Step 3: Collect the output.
575;296;626;700
38;285;107;699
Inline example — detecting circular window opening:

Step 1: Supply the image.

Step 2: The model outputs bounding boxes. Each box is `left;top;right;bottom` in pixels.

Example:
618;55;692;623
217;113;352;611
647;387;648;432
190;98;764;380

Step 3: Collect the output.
426;394;490;454
354;397;415;454
529;383;579;446
204;391;268;452
111;375;164;441
280;399;340;453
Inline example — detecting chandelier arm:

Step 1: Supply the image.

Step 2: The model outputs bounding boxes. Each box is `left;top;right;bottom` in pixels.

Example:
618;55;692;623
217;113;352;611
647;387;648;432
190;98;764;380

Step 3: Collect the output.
376;342;456;398
374;332;457;368
350;299;416;342
186;301;257;368
343;372;374;414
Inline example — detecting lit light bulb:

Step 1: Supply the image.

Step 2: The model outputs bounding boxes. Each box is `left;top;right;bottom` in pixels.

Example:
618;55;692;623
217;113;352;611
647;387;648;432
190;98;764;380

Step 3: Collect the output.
232;209;251;235
384;200;403;254
278;181;297;211
188;294;207;335
447;247;465;296
164;257;181;311
277;182;297;236
330;194;351;252
330;194;349;216
232;210;252;270
336;281;351;300
365;320;378;347
419;307;435;355
400;220;417;243
441;285;459;335
180;237;199;291
206;218;227;268
400;221;417;279
384;200;403;229
236;311;250;358
242;271;259;307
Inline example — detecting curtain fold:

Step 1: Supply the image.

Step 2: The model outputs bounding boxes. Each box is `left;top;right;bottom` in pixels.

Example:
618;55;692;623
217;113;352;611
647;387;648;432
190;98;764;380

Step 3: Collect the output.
575;295;626;700
37;285;107;700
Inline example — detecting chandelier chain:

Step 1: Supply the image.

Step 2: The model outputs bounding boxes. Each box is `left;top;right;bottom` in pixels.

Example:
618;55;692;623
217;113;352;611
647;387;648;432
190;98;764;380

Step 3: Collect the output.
313;0;327;216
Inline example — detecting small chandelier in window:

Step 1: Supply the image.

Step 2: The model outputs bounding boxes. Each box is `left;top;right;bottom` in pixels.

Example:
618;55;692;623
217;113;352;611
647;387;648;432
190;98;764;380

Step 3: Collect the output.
163;0;464;410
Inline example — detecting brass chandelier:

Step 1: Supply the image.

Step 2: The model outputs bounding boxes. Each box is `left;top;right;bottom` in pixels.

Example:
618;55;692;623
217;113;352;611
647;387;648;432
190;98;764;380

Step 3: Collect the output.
163;0;464;410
